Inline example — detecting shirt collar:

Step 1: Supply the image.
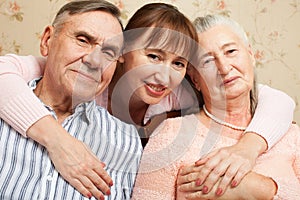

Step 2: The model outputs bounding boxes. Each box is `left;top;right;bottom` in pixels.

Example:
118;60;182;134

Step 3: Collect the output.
28;77;96;124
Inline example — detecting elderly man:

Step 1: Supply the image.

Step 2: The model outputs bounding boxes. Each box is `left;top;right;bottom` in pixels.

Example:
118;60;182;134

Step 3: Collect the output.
0;0;142;200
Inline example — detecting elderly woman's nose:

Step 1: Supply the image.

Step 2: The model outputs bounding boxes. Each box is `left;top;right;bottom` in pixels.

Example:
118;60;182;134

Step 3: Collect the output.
216;57;232;74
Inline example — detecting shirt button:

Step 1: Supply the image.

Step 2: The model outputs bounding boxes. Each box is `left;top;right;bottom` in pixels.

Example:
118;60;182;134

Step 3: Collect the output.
46;175;53;181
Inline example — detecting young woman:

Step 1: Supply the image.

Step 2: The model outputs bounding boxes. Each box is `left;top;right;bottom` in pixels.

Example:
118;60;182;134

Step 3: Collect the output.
0;3;295;199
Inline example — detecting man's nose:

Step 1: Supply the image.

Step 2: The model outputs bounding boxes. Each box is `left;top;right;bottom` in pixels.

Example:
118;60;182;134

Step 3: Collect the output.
82;45;104;71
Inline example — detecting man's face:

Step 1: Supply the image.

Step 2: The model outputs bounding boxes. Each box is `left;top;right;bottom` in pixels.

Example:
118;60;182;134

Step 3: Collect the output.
41;11;123;103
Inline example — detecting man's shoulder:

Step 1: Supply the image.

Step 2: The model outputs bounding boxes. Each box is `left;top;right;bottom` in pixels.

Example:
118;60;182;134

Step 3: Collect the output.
94;105;139;133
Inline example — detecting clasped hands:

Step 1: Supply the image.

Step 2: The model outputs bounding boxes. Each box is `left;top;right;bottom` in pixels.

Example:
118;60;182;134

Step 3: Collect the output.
176;145;256;200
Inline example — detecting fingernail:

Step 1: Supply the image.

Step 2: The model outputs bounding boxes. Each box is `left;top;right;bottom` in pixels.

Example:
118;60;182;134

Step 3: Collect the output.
202;186;208;193
231;180;237;187
106;189;111;195
87;193;92;198
216;188;223;196
195;179;202;186
109;180;113;186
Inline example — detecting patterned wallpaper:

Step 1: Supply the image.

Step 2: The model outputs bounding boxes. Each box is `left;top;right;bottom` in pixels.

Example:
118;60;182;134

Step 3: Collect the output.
0;0;300;123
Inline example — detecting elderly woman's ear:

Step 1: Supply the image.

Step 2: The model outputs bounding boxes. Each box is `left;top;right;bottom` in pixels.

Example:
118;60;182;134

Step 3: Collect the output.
247;44;256;67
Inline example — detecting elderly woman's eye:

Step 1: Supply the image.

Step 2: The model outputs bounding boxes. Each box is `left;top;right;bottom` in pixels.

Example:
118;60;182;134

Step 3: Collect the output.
226;49;238;56
200;56;215;68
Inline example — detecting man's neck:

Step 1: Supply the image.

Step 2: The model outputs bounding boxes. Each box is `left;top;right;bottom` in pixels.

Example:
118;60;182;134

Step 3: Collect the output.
34;79;74;123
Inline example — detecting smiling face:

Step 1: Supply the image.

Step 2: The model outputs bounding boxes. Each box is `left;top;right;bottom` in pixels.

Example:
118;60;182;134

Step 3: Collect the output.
193;25;255;104
39;10;123;105
121;48;188;105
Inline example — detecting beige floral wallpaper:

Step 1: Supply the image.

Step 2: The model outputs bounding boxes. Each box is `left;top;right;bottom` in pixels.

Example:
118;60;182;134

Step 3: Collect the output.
0;0;300;123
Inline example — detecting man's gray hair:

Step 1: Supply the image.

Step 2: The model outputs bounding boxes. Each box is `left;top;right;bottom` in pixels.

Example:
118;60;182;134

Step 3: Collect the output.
52;0;123;31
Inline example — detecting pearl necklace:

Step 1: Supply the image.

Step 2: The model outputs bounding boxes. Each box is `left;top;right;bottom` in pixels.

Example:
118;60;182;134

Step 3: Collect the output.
203;105;247;131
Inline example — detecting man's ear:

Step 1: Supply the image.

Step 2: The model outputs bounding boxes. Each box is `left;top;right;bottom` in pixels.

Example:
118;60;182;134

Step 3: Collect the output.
118;55;124;63
40;26;55;56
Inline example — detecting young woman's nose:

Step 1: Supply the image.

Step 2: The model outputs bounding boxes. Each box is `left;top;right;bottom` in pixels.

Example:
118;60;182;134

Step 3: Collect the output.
154;64;171;86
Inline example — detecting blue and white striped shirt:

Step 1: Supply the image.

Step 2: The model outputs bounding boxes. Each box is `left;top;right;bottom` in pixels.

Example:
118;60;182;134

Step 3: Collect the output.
0;80;142;200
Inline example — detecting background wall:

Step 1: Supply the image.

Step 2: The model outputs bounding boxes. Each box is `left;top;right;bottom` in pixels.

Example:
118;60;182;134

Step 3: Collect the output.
0;0;299;123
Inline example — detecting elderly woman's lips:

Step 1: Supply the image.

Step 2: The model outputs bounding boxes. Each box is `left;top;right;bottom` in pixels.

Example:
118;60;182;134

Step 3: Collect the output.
223;76;238;85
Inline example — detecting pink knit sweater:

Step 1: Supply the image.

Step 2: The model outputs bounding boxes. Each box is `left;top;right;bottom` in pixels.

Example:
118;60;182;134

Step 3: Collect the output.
132;114;300;199
0;54;296;149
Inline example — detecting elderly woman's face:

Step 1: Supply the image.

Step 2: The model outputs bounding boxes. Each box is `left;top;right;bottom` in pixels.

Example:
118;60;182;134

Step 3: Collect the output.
195;25;255;102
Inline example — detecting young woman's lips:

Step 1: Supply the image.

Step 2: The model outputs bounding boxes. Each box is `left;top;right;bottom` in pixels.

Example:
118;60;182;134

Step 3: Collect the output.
145;83;166;97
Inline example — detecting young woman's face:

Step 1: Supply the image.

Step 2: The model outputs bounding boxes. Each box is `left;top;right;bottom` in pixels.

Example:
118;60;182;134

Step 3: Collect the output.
121;48;188;105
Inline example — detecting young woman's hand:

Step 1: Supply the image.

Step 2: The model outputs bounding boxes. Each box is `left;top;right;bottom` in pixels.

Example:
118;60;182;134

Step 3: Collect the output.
28;116;112;200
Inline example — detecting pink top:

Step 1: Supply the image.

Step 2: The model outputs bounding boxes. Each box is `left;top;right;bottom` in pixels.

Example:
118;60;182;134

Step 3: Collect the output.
131;114;300;199
0;54;296;149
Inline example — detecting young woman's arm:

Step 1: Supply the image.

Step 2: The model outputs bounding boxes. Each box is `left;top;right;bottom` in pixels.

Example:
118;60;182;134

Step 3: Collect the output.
0;54;113;199
0;54;48;136
246;84;295;149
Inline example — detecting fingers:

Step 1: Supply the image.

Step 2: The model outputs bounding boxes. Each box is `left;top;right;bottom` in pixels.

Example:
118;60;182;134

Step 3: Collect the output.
78;176;105;200
65;164;112;200
94;165;113;187
192;153;224;190
177;178;204;193
195;150;218;166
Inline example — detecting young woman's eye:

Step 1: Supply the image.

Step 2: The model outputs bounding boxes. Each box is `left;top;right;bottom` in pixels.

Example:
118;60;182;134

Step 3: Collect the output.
147;54;160;61
174;61;187;69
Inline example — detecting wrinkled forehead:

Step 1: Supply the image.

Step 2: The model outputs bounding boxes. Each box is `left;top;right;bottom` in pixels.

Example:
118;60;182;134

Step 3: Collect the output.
123;27;200;63
64;11;124;51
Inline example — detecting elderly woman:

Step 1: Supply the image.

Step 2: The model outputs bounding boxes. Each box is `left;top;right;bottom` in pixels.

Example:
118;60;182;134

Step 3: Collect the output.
131;14;300;200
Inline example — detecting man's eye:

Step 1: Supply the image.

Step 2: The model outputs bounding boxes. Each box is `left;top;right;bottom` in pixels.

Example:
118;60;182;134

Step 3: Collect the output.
77;37;89;45
102;48;117;60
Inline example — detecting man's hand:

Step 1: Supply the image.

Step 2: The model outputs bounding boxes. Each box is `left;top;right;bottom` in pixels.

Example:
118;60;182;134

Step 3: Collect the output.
28;116;112;200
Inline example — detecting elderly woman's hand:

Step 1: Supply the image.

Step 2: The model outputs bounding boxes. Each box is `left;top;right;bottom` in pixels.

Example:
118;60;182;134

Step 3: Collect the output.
187;133;267;196
176;164;277;200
